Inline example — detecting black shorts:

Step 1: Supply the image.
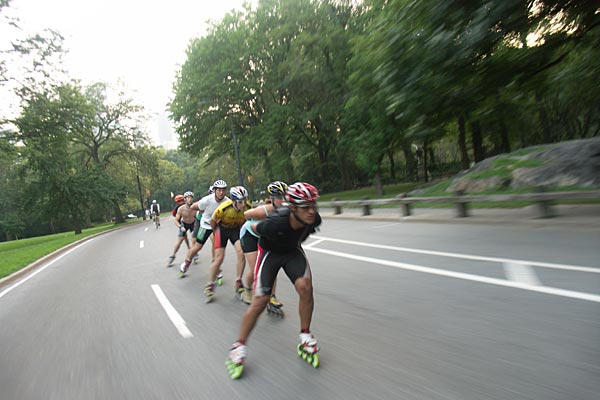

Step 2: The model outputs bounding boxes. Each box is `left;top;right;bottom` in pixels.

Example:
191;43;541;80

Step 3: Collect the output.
178;221;195;237
240;232;258;253
214;226;240;249
254;246;311;296
195;227;213;245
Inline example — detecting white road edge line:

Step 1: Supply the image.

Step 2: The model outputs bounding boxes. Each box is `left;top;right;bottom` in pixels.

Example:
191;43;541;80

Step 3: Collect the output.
504;262;541;286
305;246;600;303
311;236;600;273
0;239;95;300
151;284;193;338
304;238;325;248
140;240;144;248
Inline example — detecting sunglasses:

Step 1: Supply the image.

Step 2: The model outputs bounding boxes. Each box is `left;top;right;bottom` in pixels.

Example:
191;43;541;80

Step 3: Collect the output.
296;203;317;210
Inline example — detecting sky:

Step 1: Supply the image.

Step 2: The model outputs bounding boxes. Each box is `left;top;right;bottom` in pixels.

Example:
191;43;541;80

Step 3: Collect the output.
3;0;253;149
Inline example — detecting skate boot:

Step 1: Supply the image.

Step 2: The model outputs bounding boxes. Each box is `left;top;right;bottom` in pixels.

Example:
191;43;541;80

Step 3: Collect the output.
166;255;175;267
297;332;319;368
241;288;252;305
178;261;190;278
266;294;284;317
216;270;224;286
270;294;282;307
225;342;247;379
204;282;215;303
234;279;245;301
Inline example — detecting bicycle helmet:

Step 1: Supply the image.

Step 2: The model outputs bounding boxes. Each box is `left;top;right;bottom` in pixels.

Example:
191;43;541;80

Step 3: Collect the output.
184;191;194;198
213;179;227;189
267;181;288;197
152;199;157;204
285;182;319;205
174;194;185;202
229;186;249;201
207;185;214;194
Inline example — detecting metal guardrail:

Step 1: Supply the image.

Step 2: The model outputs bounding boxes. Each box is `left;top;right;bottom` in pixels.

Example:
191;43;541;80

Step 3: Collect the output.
319;189;600;219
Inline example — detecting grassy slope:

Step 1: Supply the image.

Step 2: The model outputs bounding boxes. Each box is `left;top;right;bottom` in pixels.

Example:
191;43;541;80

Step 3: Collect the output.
0;219;141;279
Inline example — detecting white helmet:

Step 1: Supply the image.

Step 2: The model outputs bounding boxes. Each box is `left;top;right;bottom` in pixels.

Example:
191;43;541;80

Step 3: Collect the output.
152;199;157;204
213;179;227;189
229;186;249;201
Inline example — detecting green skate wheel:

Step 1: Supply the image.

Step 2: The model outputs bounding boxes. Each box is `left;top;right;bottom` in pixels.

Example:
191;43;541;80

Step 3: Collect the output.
311;354;320;368
225;359;244;379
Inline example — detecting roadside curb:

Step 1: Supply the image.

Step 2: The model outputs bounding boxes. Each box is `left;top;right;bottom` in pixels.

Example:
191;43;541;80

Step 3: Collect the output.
0;222;142;290
321;213;598;229
320;204;600;229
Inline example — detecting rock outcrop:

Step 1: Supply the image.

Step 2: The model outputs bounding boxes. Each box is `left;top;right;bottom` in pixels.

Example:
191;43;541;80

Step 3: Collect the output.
446;138;600;193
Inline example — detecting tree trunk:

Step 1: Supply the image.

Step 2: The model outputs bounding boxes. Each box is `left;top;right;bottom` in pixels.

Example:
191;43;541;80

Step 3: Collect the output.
428;146;435;167
422;139;429;183
136;168;146;220
536;93;552;144
470;120;485;162
401;140;417;181
458;115;470;169
339;155;353;190
72;208;82;234
374;170;384;196
113;201;125;224
499;118;511;154
387;148;396;181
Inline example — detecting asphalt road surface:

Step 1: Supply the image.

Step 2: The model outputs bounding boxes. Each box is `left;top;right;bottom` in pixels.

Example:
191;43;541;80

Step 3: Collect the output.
1;216;599;400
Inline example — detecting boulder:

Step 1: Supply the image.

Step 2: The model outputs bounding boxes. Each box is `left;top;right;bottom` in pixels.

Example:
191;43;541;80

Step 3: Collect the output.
446;138;600;193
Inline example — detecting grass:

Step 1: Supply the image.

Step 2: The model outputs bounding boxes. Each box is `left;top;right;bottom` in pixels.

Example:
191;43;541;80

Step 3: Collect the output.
0;219;141;280
465;158;545;179
319;183;420;201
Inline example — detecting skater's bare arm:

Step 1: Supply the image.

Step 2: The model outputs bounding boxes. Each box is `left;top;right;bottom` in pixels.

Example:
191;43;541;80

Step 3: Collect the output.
244;204;274;220
174;209;185;230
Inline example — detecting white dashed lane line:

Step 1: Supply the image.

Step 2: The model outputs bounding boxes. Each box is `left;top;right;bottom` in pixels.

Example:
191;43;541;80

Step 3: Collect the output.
151;284;193;338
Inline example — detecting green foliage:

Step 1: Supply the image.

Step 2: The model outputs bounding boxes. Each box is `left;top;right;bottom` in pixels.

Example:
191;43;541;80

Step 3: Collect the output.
465;158;545;179
319;183;420;201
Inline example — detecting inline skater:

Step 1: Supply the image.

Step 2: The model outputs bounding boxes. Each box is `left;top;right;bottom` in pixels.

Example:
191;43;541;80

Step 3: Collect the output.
204;186;252;302
239;181;287;314
179;180;228;277
167;192;195;266
226;182;322;379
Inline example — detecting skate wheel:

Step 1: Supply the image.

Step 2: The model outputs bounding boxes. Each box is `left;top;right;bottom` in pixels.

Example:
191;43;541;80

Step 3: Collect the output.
226;359;244;379
311;354;320;368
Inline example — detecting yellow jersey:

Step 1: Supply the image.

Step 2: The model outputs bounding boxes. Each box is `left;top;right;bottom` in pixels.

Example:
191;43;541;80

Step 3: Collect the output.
211;199;252;229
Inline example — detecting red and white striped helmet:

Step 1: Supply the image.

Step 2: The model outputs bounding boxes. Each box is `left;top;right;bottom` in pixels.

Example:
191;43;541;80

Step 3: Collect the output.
285;182;319;205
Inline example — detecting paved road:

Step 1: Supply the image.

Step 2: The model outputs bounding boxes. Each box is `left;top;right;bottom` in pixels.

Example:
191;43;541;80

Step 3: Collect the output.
1;216;598;400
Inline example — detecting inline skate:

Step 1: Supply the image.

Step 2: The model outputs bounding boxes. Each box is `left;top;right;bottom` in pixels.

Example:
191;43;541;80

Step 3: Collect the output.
266;295;284;317
225;342;247;379
297;332;319;368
